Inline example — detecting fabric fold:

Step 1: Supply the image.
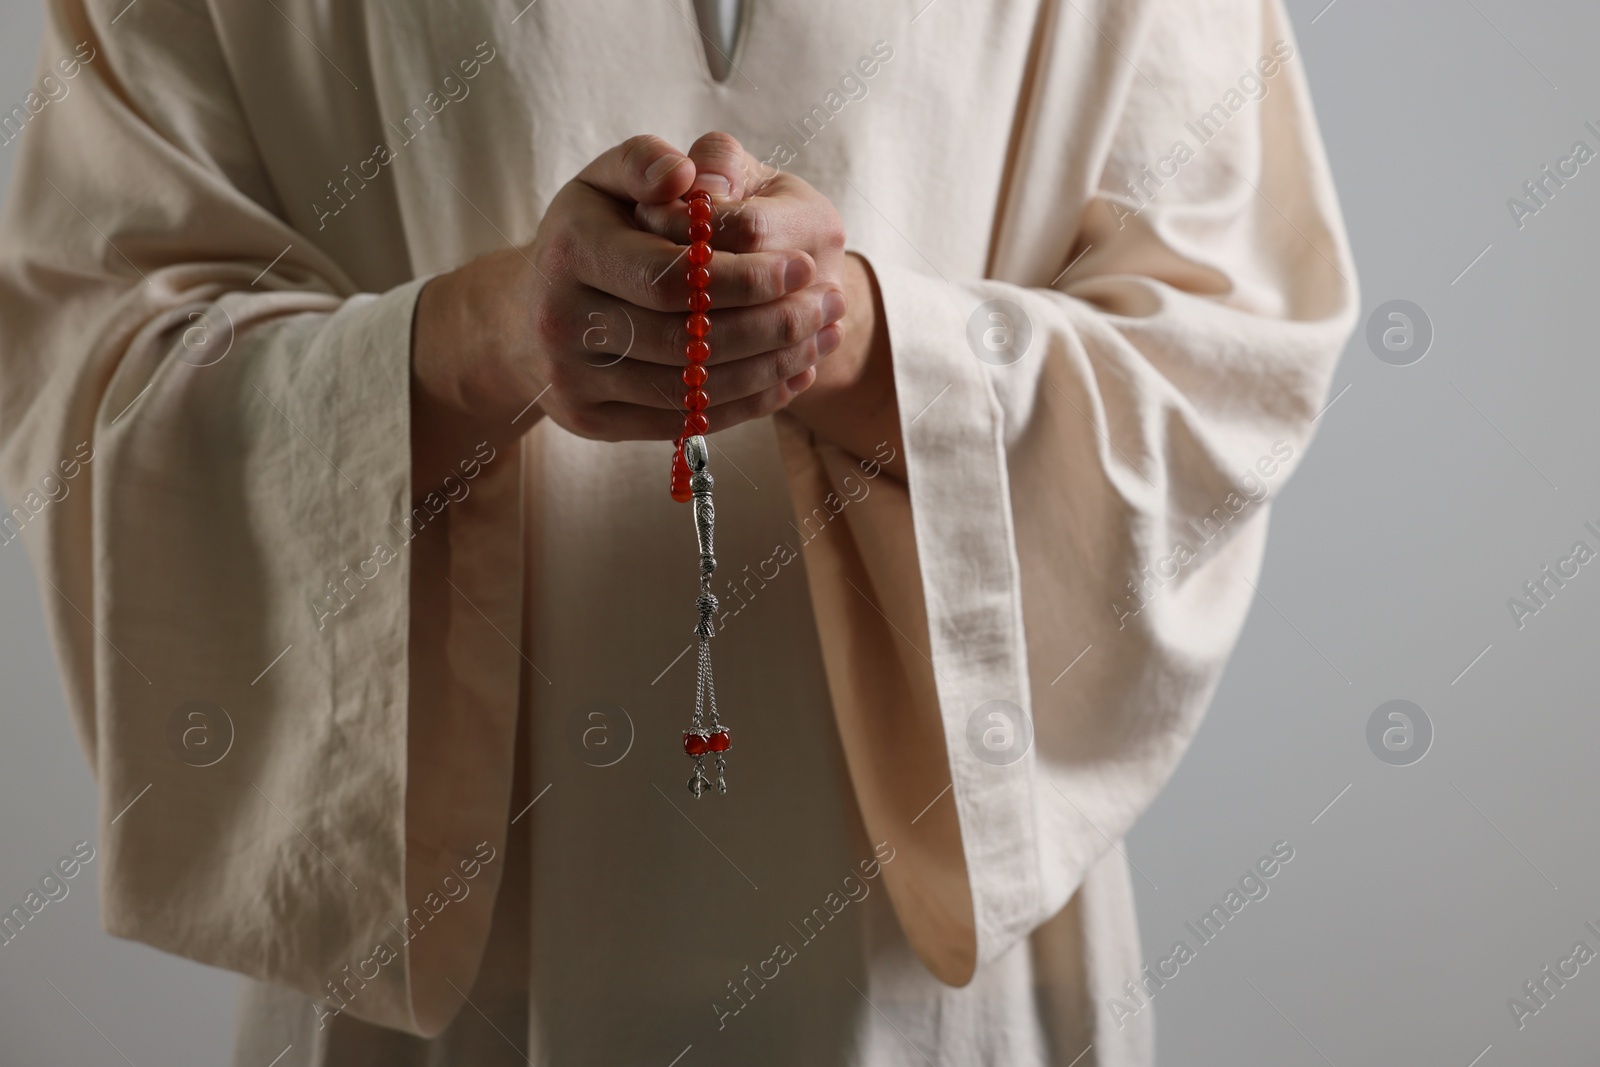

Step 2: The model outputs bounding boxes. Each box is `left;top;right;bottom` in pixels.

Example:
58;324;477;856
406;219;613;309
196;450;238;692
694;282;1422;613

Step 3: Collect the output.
778;0;1357;998
0;0;524;1038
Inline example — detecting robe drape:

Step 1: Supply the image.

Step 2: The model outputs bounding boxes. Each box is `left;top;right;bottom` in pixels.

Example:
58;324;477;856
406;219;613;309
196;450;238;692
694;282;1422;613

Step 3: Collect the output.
0;0;1355;1063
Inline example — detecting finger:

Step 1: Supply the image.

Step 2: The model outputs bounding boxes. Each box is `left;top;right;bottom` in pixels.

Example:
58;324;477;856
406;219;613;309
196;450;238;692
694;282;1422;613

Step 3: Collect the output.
575;134;695;205
699;367;819;431
533;282;831;399
633;134;794;245
549;180;813;310
573;370;818;442
682;131;771;201
610;284;846;367
636;185;831;255
564;205;815;310
585;321;844;412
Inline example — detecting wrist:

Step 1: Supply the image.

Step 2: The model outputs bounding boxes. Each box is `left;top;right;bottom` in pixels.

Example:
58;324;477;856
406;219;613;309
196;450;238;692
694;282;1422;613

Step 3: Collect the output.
410;253;538;497
785;252;905;477
414;251;539;424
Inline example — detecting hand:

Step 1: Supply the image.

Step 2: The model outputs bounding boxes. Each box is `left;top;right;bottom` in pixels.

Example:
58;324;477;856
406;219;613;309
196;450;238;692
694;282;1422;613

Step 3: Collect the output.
409;135;844;494
634;133;901;477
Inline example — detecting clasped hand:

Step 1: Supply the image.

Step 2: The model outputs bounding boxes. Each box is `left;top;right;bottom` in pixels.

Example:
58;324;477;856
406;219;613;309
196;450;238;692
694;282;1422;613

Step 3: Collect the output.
412;132;893;494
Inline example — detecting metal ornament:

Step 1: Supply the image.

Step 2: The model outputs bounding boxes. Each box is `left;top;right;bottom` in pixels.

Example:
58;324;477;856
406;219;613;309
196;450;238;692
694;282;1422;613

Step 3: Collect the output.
681;435;730;797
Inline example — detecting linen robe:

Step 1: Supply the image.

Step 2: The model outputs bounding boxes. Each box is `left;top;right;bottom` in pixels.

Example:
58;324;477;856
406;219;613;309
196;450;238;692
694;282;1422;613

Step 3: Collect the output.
0;0;1356;1063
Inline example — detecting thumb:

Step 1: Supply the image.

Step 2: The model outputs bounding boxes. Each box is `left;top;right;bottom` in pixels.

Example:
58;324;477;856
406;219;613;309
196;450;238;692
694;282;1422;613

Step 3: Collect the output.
577;134;694;205
684;131;767;201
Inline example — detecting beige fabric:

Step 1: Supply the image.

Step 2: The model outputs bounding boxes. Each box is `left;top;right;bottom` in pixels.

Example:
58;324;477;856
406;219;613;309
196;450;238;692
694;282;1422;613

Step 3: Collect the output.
0;0;1355;1064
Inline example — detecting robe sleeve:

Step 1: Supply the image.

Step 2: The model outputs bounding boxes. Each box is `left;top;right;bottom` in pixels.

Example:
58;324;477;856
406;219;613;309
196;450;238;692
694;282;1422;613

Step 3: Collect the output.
0;0;522;1036
778;0;1357;985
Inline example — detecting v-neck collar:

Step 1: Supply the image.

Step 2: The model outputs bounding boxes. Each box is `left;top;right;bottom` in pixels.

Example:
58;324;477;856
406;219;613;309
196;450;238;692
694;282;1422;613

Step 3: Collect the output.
691;0;747;84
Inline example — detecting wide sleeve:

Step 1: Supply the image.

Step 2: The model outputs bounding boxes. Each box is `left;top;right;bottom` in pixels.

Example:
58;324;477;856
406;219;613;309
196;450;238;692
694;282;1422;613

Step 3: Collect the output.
0;0;523;1036
779;0;1357;985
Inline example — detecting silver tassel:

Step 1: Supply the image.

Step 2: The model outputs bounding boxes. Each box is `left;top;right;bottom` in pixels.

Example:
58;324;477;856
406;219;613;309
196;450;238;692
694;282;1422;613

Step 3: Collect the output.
683;436;729;797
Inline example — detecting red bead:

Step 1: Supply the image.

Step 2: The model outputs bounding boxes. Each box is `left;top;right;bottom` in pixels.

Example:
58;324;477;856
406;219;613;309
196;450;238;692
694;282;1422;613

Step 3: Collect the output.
673;194;715;502
683;730;710;756
669;443;692;503
707;729;731;753
677;193;714;467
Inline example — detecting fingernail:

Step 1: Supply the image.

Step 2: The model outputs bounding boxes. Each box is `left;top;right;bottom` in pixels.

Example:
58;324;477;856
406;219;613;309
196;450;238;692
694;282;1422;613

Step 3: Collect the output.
786;368;815;391
784;256;812;291
821;289;846;325
691;173;732;197
645;154;687;183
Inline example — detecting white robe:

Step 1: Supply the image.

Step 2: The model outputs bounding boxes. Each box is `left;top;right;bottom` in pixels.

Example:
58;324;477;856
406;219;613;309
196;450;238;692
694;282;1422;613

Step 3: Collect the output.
0;0;1356;1064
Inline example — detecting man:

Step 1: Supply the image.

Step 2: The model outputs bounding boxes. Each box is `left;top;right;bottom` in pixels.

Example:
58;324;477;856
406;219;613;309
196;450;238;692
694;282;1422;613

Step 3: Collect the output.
0;0;1355;1063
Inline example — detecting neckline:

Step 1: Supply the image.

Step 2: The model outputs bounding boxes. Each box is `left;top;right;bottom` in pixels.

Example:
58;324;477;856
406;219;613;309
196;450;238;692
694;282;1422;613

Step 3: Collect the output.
690;0;747;84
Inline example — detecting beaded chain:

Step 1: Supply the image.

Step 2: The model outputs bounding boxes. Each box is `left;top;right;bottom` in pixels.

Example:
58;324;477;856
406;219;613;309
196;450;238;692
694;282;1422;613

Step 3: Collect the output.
672;188;730;797
670;189;715;500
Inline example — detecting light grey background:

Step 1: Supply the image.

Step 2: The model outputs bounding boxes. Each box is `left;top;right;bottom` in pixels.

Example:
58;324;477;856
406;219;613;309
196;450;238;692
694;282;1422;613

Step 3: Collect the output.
1;1;1596;1064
